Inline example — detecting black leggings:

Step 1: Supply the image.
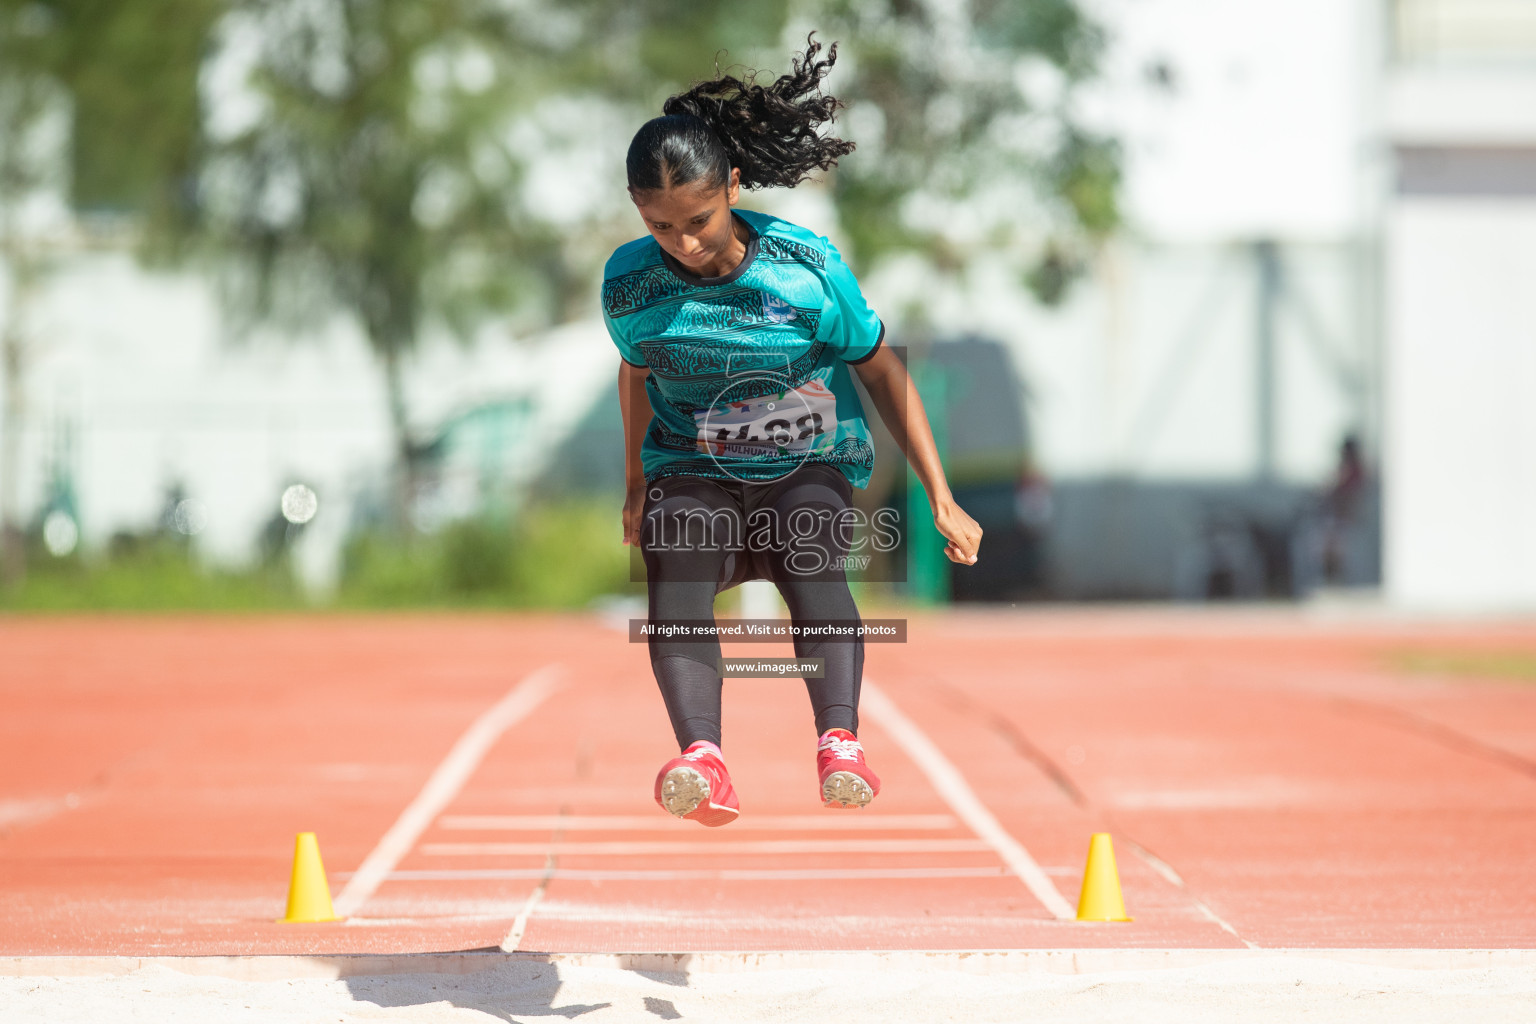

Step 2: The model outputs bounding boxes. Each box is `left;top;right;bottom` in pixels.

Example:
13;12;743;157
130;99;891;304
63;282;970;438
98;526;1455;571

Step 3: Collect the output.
640;463;864;751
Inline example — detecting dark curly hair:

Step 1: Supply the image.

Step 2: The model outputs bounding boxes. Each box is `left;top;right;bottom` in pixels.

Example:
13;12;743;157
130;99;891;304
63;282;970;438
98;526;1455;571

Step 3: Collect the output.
626;33;856;194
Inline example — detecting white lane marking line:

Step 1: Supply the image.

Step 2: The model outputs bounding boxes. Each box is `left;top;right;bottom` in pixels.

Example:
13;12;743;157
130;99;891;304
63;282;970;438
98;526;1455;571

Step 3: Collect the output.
368;866;1014;882
421;838;993;856
438;813;960;832
499;855;554;953
332;664;564;919
1120;835;1256;948
0;794;83;832
345;915;515;927
861;680;1078;921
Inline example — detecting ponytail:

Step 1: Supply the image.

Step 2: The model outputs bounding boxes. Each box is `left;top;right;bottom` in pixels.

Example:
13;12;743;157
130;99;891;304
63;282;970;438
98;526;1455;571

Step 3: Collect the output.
626;33;855;193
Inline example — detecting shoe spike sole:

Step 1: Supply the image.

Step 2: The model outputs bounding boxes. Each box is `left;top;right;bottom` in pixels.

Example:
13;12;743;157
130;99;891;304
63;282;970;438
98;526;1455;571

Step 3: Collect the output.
660;766;710;818
822;771;874;808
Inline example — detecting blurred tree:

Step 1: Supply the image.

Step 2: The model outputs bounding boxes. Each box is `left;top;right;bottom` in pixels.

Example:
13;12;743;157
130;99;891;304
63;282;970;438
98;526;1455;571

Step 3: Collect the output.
0;0;219;587
52;0;221;228
183;0;589;524
2;0;1117;558
817;0;1119;303
0;0;67;589
583;0;1119;305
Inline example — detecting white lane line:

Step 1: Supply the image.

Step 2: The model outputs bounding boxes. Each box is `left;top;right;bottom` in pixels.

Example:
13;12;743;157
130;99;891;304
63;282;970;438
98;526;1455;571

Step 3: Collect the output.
1119;835;1256;948
499;855;554;952
861;680;1078;921
370;866;1013;882
438;813;960;832
332;664;564;919
421;838;992;856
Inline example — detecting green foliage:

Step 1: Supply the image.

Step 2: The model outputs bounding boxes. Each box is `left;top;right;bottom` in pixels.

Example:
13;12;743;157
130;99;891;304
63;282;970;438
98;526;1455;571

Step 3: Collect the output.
973;0;1106;79
22;0;1122;342
2;1;74;590
0;2;62;183
337;498;639;608
184;0;613;487
439;517;517;594
816;0;1121;294
0;535;303;612
0;0;220;238
1024;242;1078;307
1053;130;1122;237
571;0;1121;304
54;0;222;219
623;0;790;90
199;0;543;341
1389;649;1536;683
18;0;1124;322
0;498;640;611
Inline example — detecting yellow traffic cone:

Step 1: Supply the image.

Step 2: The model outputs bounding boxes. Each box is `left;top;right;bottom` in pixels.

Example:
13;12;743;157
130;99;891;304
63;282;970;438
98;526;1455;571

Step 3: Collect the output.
1076;832;1133;921
279;832;339;923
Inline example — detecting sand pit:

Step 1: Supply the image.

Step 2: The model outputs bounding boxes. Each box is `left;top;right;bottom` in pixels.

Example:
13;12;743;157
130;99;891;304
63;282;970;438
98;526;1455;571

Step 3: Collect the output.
4;950;1535;1023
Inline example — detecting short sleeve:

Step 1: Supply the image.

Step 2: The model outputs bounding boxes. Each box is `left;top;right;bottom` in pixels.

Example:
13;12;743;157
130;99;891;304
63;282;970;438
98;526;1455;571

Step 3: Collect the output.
602;299;648;368
821;239;884;364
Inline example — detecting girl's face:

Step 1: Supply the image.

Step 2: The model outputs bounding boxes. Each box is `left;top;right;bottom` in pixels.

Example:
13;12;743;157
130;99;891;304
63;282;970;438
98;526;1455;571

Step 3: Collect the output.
630;168;742;273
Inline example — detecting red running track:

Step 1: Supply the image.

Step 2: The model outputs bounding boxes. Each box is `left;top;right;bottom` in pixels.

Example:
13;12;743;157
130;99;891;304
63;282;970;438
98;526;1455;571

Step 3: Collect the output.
2;609;1534;955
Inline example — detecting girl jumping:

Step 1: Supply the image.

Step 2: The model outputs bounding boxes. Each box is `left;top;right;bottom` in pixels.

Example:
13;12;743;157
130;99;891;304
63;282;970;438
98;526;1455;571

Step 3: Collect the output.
603;35;982;826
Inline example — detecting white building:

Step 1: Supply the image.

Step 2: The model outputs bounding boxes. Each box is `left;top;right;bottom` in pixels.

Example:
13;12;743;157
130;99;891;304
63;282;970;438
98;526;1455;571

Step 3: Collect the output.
1382;0;1536;610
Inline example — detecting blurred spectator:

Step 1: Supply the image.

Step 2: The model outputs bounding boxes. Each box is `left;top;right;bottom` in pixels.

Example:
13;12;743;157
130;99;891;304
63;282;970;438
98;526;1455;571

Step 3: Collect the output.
1285;432;1371;595
1321;434;1366;584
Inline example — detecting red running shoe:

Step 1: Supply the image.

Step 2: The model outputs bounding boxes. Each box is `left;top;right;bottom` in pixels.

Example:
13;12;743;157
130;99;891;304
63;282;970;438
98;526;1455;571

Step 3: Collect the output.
817;728;881;808
654;741;739;827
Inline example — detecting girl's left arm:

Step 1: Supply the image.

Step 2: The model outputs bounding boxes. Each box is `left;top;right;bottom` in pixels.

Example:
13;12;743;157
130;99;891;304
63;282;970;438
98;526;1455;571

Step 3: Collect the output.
853;345;982;565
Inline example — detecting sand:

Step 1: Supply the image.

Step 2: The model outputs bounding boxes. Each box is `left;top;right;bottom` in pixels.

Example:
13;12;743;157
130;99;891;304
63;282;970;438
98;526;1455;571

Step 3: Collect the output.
3;950;1535;1023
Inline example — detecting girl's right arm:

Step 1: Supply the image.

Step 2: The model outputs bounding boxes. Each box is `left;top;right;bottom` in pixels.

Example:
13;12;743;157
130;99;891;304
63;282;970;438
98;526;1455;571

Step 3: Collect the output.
619;361;652;547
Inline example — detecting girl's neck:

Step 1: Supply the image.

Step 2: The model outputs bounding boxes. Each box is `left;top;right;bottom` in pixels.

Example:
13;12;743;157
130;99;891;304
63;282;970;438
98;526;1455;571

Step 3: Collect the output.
691;212;750;279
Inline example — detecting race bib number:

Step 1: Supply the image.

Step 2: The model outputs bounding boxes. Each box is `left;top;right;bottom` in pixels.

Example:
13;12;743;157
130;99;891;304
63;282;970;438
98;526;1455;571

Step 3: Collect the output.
693;374;837;459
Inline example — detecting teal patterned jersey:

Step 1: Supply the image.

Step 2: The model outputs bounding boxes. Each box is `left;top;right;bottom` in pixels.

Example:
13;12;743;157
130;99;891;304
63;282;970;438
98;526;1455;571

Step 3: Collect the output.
601;208;884;488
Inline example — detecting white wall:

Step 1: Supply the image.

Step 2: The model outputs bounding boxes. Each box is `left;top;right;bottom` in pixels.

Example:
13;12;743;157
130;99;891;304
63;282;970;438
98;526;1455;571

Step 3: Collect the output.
1381;0;1536;610
856;0;1374;484
1384;200;1536;609
18;250;389;587
12;249;614;592
1085;0;1369;242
